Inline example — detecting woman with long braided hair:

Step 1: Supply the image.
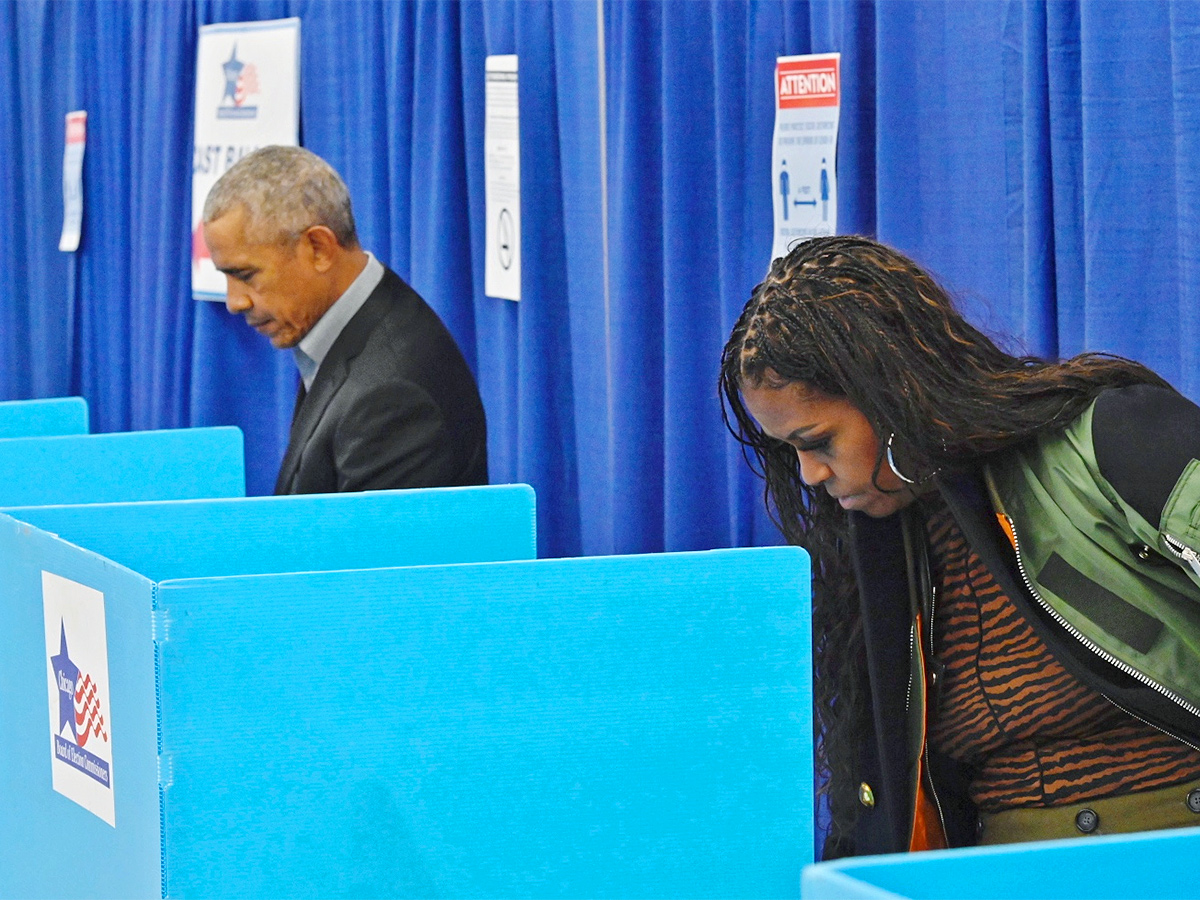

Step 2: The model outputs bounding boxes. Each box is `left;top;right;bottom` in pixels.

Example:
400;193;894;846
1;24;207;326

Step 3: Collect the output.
721;235;1200;857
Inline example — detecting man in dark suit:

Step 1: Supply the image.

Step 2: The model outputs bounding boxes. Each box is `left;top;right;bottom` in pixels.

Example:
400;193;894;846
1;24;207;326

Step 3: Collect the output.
201;146;487;493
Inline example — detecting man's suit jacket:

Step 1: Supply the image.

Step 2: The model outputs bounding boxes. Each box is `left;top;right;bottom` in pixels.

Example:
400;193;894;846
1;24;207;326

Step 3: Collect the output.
275;267;488;494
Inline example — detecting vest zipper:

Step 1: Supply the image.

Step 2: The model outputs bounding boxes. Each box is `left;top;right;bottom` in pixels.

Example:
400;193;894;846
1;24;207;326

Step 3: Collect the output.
1162;532;1200;580
1004;514;1200;724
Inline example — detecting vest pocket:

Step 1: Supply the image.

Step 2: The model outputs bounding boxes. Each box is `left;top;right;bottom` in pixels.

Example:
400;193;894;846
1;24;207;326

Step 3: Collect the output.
1038;553;1165;655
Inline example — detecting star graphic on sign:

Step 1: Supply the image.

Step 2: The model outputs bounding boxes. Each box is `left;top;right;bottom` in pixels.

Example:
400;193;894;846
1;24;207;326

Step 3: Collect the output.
222;45;245;105
49;621;79;739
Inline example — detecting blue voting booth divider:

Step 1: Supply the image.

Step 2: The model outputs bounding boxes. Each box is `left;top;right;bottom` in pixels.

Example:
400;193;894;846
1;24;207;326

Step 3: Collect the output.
7;485;538;580
801;826;1200;899
0;427;245;506
0;496;811;900
0;486;536;900
0;397;89;438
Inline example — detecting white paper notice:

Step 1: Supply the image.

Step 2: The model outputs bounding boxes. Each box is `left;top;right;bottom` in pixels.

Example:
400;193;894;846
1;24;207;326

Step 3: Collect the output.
771;53;841;265
191;17;301;301
485;54;521;302
43;572;116;826
59;111;87;253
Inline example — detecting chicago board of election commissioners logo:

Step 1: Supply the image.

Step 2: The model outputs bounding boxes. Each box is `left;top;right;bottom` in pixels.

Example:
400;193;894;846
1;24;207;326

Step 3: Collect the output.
217;44;261;119
50;622;110;786
42;572;116;826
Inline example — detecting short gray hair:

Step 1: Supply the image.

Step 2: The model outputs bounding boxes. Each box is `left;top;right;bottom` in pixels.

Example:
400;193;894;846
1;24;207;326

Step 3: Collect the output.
202;145;359;248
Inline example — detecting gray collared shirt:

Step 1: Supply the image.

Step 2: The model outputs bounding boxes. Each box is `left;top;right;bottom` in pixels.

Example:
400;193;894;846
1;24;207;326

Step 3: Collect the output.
293;251;385;391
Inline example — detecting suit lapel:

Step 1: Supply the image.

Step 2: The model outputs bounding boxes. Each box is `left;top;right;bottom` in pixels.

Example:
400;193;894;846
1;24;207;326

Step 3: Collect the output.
273;275;397;493
275;356;350;493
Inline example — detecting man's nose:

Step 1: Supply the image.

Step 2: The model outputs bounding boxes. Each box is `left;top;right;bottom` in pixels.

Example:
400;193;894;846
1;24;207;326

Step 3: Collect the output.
796;450;832;487
224;278;252;314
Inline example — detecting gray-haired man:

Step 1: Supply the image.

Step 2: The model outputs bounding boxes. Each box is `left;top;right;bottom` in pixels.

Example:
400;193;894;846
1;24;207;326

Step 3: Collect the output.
202;145;487;493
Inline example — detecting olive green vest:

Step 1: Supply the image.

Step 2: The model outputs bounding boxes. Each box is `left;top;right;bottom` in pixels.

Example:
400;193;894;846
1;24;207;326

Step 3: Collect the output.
984;402;1200;718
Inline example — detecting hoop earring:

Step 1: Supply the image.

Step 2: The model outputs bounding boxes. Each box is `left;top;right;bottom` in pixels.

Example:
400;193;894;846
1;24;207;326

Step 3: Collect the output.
886;433;918;485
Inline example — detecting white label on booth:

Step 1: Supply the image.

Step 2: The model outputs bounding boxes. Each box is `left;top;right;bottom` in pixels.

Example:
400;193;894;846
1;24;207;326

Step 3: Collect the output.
43;572;116;826
770;53;840;264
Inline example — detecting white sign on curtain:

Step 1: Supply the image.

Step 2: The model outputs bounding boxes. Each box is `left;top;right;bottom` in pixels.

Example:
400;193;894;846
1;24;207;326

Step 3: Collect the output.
191;17;301;301
770;53;841;265
59;111;87;253
485;54;522;302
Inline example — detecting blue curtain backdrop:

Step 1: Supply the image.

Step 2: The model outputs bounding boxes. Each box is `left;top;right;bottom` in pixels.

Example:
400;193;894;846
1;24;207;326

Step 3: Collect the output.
4;0;1200;558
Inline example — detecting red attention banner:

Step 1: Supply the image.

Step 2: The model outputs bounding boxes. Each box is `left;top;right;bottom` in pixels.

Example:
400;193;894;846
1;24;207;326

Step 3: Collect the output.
777;57;840;109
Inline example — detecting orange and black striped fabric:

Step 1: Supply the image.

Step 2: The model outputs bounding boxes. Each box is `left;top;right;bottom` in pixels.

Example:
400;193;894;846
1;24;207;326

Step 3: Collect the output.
923;499;1200;812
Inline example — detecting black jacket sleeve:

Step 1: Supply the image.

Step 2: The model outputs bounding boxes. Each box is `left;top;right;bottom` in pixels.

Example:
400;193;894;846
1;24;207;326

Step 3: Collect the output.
1092;384;1200;528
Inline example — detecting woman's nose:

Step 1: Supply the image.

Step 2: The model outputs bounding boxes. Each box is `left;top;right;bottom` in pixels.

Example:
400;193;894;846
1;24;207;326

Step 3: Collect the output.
796;450;832;486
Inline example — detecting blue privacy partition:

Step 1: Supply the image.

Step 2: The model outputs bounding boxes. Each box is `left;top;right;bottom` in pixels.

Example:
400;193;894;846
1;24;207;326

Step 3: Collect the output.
7;485;538;579
0;487;536;900
0;397;88;438
0;507;811;900
801;827;1200;899
0;427;244;506
0;516;162;900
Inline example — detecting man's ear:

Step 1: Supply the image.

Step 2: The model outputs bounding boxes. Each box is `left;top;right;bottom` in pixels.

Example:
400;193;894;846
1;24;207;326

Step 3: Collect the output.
300;225;341;273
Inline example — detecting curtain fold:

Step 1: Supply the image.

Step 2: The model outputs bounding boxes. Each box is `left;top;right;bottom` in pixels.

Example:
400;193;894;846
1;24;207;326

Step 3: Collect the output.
3;2;74;401
1170;1;1200;400
1076;2;1180;375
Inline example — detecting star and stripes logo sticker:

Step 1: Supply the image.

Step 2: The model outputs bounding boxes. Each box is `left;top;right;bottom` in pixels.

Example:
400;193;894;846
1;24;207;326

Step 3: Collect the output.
43;572;116;825
217;44;261;119
50;621;111;786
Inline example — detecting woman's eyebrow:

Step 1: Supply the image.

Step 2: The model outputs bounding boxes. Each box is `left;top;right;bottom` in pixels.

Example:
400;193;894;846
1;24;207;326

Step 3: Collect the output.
785;424;821;441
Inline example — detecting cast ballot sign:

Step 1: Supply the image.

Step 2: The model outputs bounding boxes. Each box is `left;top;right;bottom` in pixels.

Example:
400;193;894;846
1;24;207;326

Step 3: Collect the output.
191;17;301;301
771;53;841;263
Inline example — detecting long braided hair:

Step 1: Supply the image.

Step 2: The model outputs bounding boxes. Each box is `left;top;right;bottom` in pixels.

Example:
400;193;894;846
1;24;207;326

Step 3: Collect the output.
719;235;1170;850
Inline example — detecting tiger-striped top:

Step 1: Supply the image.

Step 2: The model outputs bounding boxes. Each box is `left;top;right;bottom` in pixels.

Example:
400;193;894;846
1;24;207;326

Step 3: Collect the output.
924;498;1200;812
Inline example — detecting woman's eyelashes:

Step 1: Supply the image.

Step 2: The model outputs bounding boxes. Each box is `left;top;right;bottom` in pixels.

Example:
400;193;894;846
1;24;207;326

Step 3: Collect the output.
793;436;832;455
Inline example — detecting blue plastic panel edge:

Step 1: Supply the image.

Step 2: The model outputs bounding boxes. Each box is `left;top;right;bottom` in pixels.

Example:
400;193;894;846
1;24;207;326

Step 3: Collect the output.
0;513;160;899
0;427;245;506
801;865;909;900
800;826;1200;900
155;546;813;899
7;485;537;580
0;397;89;438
